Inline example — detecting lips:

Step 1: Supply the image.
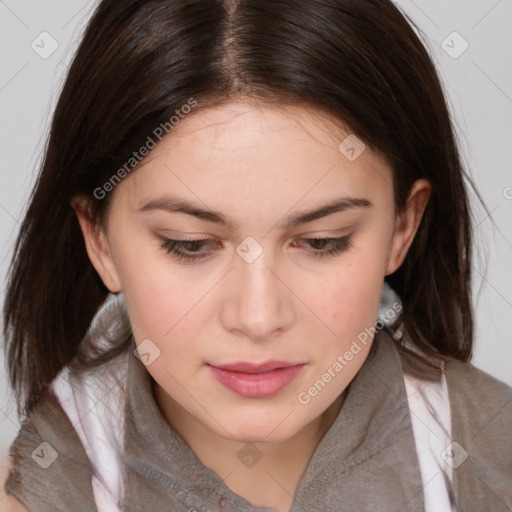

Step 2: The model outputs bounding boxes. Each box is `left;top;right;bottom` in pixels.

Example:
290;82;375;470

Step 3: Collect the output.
207;360;305;398
212;360;303;374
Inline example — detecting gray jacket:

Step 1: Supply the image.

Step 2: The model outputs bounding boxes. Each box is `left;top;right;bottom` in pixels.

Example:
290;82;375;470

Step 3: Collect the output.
5;327;512;511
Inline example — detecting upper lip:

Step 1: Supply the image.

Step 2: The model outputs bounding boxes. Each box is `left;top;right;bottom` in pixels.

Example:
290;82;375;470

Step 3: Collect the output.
209;360;305;374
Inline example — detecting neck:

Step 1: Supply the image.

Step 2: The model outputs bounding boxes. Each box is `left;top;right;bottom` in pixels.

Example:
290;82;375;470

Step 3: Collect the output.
153;383;345;512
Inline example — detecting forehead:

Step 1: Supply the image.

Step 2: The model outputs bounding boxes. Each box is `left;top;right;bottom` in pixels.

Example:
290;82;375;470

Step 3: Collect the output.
114;101;393;214
169;101;348;147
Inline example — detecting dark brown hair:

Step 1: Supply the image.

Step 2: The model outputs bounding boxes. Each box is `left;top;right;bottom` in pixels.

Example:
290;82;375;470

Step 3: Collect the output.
3;0;487;415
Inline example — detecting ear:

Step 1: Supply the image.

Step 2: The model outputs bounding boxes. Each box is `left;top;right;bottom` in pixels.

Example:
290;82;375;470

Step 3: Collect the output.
385;179;431;276
71;195;122;293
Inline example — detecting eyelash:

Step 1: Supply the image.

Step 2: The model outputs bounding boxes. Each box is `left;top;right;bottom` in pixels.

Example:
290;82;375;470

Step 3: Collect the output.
161;236;353;262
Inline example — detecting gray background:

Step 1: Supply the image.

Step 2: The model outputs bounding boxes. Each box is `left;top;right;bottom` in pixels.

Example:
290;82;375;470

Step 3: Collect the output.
1;0;511;459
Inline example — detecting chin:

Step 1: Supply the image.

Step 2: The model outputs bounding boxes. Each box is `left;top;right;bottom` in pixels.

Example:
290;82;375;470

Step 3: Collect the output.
220;415;302;445
230;430;293;445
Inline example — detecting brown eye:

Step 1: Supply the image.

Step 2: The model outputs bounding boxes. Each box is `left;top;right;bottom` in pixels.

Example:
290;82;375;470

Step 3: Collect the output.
294;236;352;258
161;238;220;262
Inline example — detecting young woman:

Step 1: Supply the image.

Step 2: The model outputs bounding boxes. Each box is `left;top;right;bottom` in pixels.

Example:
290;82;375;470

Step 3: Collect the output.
2;1;511;511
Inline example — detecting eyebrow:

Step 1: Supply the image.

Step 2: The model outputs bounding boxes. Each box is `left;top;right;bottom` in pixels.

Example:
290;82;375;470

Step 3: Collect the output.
138;195;372;231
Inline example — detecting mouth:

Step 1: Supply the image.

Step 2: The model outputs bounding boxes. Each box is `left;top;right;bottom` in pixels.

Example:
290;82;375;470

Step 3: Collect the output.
207;360;306;398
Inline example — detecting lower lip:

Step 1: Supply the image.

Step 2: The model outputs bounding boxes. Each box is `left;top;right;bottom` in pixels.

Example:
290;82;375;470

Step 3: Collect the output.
207;364;305;398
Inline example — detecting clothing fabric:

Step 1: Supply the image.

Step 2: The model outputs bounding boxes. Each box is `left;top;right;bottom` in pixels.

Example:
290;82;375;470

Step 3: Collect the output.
5;286;512;511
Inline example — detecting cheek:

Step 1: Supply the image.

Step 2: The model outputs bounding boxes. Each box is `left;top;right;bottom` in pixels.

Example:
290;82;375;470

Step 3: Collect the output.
111;240;209;345
124;278;208;349
290;263;384;411
302;257;386;334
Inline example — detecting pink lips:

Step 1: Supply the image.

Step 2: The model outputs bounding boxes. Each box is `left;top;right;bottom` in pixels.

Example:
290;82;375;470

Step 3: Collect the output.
207;360;305;398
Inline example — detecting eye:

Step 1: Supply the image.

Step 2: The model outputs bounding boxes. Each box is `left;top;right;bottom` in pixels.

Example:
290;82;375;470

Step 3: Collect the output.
161;238;219;262
161;235;353;263
292;236;353;258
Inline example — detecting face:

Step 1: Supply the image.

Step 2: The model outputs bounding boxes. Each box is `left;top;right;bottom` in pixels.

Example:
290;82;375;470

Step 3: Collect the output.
74;101;430;444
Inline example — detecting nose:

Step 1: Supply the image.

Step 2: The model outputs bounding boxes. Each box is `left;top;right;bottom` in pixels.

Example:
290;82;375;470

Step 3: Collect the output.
220;242;295;342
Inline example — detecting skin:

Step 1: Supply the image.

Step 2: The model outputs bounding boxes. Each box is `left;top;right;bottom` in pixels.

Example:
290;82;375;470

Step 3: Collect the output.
72;101;431;511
